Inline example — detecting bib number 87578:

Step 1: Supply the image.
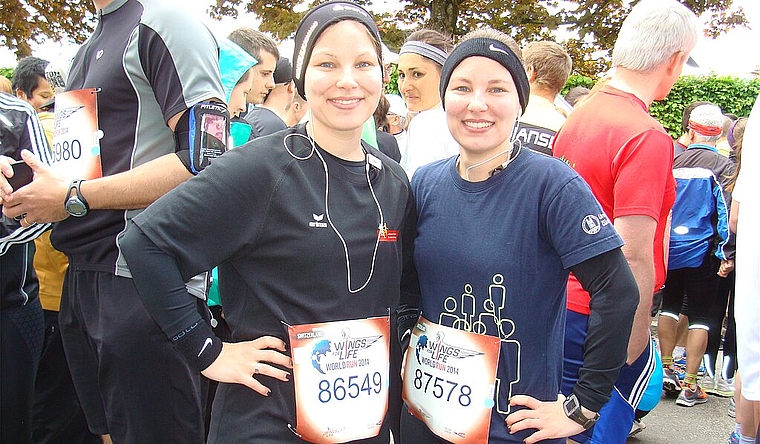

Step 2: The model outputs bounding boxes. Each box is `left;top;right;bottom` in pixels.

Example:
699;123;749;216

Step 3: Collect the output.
413;369;472;407
318;372;383;403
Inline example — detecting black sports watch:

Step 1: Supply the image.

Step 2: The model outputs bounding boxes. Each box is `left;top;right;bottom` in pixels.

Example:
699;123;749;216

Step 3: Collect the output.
562;393;599;429
65;179;89;217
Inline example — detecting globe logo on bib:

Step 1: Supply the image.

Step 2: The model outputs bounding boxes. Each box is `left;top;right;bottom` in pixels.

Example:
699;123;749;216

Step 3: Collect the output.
416;334;429;364
311;339;332;374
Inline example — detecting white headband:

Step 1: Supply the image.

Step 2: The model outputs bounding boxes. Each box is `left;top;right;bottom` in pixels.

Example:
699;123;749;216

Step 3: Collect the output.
399;41;447;66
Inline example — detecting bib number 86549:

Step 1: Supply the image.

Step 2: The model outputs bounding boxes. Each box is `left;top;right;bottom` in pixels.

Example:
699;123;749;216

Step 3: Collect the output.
318;372;383;403
413;369;472;407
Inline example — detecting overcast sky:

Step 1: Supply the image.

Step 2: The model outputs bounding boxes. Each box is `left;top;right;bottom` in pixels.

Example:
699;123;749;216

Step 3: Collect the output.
2;0;758;77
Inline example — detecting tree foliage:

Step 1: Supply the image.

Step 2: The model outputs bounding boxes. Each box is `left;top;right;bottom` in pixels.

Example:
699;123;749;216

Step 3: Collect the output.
560;0;747;75
0;0;96;60
207;0;747;77
208;0;306;40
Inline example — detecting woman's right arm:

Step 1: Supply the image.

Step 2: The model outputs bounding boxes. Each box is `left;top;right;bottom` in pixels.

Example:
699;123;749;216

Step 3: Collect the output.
121;224;291;394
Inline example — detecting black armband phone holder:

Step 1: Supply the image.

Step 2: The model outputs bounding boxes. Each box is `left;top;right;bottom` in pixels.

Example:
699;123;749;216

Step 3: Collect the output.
175;101;230;174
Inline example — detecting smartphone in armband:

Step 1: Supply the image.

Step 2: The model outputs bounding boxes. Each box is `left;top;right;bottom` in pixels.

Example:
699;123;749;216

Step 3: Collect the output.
8;160;34;191
188;102;229;174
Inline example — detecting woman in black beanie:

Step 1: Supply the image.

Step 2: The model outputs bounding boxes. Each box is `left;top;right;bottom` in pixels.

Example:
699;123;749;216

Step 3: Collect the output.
120;1;419;442
400;27;639;444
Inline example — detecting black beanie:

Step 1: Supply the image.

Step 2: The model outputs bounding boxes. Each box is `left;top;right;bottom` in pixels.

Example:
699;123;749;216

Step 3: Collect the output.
439;38;530;114
292;1;381;100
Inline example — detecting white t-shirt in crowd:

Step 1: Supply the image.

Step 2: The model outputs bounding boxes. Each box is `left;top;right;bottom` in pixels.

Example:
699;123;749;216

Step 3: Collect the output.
732;93;760;401
400;106;459;180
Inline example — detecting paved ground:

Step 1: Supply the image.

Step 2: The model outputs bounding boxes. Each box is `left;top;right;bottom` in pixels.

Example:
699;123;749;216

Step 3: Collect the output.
627;390;735;443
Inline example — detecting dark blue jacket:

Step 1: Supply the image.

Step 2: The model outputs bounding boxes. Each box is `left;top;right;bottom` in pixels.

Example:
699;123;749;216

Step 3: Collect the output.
669;143;733;269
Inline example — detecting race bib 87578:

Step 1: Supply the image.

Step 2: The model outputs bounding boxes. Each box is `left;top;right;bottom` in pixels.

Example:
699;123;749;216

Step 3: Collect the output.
403;316;501;444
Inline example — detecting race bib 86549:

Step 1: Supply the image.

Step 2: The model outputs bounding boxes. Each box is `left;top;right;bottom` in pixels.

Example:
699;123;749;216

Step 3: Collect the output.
287;316;390;443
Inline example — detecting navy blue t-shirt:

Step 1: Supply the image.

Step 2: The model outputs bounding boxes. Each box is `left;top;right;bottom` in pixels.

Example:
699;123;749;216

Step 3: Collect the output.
411;149;623;443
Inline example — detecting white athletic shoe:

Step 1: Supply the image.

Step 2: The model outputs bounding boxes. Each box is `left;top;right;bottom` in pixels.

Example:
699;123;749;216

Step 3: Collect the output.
628;419;646;437
714;377;735;398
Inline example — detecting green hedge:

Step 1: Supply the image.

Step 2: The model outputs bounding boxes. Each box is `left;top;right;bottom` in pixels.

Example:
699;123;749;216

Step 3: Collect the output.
562;75;596;93
1;67;13;81
385;64;399;95
563;74;760;138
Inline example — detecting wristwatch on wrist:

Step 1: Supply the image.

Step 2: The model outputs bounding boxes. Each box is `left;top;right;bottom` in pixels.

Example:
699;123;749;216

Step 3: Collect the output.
562;393;599;429
65;179;89;217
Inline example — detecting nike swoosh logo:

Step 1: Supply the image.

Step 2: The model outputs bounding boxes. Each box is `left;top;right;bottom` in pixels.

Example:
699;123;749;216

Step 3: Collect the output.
198;337;213;357
489;43;510;57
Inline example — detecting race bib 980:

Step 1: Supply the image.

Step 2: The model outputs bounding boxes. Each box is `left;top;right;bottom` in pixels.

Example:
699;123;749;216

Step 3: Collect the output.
51;89;103;179
287;316;390;443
